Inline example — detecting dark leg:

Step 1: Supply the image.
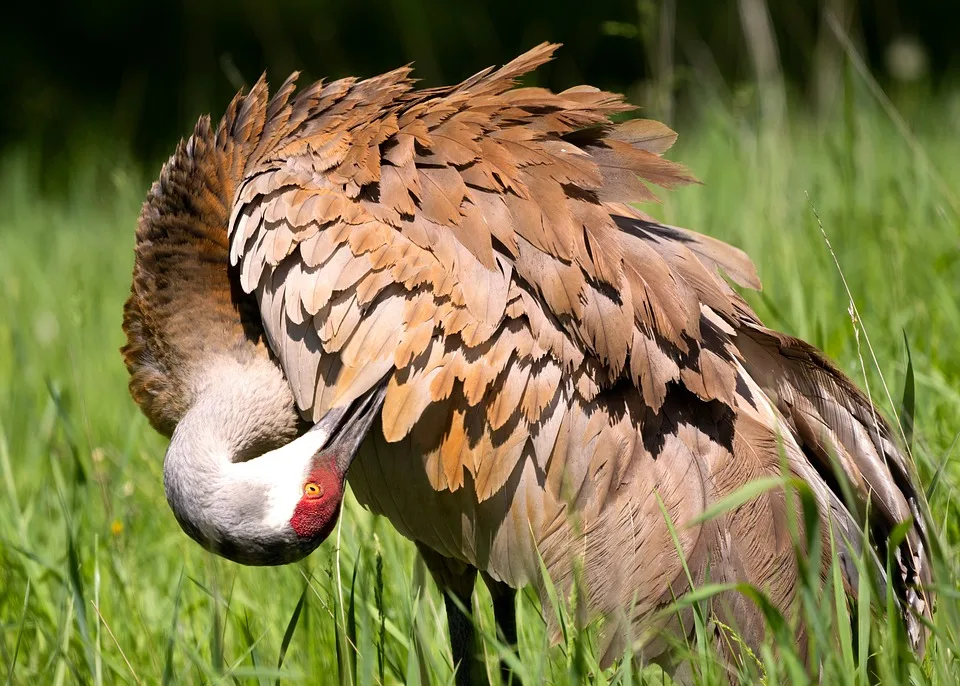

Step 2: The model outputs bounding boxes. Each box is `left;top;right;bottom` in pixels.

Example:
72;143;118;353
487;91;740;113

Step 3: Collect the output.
444;583;479;686
483;574;517;685
416;543;483;686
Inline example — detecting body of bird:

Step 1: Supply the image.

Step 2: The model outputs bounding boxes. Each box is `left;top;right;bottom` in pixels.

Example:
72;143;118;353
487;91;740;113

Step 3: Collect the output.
121;44;931;674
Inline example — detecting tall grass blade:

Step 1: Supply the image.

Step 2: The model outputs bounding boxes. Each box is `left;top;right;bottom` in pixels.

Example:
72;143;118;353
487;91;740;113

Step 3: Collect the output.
45;379;87;487
404;593;425;686
688;475;787;526
375;543;385;686
210;576;224;676
657;582;741;615
93;536;102;686
161;569;185;686
926;432;958;501
5;579;30;686
275;584;308;686
65;523;96;679
535;545;569;649
239;611;263;684
655;492;713;683
736;584;806;683
347;556;359;683
0;422;24;536
829;529;856;679
900;331;915;452
332;575;347;685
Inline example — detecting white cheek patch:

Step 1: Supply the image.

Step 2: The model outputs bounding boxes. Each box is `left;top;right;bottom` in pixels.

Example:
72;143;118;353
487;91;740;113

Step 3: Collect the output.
234;428;333;532
263;468;306;532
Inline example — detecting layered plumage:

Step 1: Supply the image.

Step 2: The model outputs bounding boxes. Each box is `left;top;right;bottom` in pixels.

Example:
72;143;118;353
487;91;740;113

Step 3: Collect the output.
122;44;932;669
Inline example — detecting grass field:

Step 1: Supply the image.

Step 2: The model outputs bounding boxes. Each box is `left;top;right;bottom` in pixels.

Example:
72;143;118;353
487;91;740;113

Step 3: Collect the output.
1;89;959;684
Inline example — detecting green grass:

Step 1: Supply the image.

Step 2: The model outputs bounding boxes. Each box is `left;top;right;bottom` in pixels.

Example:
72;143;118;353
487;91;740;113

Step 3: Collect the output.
2;89;960;684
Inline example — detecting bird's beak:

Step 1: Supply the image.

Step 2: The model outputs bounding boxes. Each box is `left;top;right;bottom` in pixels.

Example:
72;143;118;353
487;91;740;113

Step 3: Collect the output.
308;382;388;477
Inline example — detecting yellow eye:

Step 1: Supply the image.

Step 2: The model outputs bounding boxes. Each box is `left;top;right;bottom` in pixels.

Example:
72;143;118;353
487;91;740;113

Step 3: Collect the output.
304;482;323;498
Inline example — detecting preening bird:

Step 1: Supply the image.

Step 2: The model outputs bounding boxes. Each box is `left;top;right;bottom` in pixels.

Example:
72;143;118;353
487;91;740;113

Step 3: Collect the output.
122;44;932;680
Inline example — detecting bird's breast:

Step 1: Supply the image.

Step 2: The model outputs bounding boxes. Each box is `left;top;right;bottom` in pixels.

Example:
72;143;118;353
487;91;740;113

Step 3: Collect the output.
347;431;562;589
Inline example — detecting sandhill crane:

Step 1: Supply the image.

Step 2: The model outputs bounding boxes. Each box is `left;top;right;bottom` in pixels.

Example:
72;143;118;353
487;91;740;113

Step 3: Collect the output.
121;44;931;682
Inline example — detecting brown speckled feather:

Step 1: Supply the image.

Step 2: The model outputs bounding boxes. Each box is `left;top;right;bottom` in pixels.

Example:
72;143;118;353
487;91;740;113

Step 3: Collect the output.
122;96;301;446
123;44;932;666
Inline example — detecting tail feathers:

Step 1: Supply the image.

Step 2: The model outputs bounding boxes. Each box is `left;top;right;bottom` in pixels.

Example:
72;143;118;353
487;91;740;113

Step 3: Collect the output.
734;324;932;654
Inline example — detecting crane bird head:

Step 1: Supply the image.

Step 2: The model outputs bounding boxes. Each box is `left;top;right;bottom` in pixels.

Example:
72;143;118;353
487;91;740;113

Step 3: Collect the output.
161;363;387;566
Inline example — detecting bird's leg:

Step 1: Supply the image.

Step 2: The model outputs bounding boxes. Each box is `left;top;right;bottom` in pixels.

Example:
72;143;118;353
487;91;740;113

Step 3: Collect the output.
445;582;480;686
416;543;484;686
482;573;518;685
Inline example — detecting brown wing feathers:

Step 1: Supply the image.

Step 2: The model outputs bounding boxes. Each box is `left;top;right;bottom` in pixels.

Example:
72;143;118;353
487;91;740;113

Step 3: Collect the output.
124;44;931;657
121;95;290;438
225;45;720;473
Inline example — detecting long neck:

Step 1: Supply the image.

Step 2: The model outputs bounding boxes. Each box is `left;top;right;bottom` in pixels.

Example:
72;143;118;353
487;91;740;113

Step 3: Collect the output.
162;356;325;563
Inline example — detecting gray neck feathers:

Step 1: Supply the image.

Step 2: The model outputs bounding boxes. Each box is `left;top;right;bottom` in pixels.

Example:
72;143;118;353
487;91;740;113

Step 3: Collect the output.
163;355;305;561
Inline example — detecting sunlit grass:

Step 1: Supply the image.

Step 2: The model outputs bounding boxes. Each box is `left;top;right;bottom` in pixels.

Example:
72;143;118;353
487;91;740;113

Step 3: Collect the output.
1;90;958;684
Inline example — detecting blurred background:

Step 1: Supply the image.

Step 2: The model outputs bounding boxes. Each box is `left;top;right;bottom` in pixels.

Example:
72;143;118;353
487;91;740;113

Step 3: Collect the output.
1;0;956;181
3;2;960;683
